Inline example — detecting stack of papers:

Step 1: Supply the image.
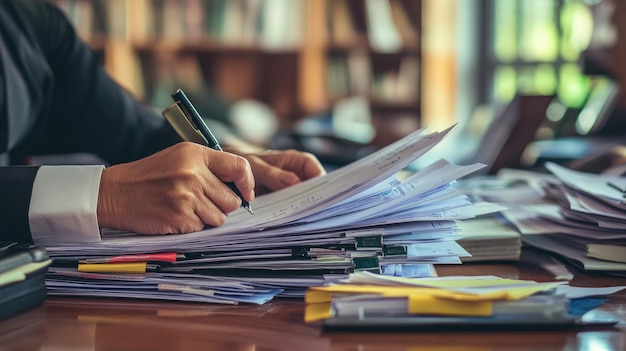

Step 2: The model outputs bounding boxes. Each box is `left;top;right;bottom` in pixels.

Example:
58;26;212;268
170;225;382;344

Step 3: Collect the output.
305;271;623;330
486;162;626;274
41;126;502;304
455;215;521;262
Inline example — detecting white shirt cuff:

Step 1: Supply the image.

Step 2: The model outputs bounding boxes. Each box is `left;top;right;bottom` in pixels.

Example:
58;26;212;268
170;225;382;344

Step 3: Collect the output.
29;165;104;244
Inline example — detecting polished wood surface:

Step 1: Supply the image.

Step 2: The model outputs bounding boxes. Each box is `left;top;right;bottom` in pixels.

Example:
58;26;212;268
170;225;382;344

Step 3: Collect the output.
2;260;626;351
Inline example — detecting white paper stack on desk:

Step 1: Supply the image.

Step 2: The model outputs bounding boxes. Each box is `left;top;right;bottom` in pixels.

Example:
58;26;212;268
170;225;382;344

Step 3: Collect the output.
491;163;626;274
455;215;522;262
41;125;503;304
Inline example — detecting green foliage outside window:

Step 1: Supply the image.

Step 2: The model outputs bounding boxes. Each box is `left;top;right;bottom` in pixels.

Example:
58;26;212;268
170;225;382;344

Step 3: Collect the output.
491;0;593;109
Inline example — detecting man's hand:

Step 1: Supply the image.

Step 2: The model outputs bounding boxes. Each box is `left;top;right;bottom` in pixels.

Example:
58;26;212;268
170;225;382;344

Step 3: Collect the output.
97;142;255;234
227;148;326;194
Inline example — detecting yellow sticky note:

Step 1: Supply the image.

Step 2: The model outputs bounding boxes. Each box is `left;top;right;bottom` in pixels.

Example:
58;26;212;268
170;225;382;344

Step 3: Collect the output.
501;283;562;300
305;302;333;322
305;289;334;304
308;285;495;301
78;262;147;274
409;295;493;317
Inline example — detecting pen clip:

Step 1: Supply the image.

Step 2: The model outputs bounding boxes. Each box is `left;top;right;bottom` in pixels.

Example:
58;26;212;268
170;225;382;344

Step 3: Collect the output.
171;89;222;150
162;101;209;145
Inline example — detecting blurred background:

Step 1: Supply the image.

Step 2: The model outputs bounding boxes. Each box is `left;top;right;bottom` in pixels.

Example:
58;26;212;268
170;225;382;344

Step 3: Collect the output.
48;0;626;172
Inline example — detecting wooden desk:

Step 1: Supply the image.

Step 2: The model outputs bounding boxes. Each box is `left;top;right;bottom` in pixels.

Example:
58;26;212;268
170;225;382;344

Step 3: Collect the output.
2;261;626;351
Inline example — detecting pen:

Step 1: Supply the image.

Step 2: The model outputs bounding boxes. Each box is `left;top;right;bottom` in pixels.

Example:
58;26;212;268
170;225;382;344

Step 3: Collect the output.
170;89;254;215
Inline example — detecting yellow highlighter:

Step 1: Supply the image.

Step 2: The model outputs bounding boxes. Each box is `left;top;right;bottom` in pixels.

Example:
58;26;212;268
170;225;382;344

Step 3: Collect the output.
78;262;151;274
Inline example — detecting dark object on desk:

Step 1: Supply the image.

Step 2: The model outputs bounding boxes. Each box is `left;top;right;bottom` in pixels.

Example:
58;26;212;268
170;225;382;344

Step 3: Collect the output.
0;242;51;321
289;132;376;169
409;95;553;174
461;95;550;173
523;137;624;171
322;314;618;332
567;144;626;174
270;115;377;169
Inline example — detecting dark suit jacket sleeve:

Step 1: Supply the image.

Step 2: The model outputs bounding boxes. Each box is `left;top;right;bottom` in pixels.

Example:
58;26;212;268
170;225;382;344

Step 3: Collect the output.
0;167;39;244
0;1;181;243
11;0;181;163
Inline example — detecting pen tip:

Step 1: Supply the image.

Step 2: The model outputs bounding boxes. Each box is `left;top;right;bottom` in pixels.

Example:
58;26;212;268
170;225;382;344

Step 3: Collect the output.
245;206;255;216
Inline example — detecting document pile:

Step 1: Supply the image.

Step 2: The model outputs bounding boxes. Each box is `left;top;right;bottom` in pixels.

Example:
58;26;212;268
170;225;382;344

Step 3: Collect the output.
304;271;620;330
455;215;522;262
491;162;626;273
41;126;501;304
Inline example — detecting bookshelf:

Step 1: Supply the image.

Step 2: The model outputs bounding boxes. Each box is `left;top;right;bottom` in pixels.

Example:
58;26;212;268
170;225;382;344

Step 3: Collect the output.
50;0;422;147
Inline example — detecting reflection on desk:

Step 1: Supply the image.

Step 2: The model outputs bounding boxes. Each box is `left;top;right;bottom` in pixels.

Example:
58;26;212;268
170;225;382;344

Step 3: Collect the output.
1;262;626;351
0;298;325;351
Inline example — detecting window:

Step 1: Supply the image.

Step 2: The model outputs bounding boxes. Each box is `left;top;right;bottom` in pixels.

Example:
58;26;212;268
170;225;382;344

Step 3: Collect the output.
481;0;595;111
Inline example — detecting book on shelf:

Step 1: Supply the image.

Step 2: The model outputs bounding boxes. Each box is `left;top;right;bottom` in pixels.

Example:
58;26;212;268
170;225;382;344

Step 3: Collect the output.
160;0;186;40
258;0;304;48
364;0;403;52
388;0;420;47
55;0;94;40
395;56;420;102
97;0;126;39
51;0;109;41
87;0;304;46
346;50;371;96
328;0;361;45
327;0;418;49
326;55;352;97
327;53;419;104
370;56;420;104
127;0;155;42
184;0;207;40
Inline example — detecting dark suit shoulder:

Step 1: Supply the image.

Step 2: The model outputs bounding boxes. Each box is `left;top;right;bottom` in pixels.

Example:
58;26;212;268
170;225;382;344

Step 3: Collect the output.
2;0;77;58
